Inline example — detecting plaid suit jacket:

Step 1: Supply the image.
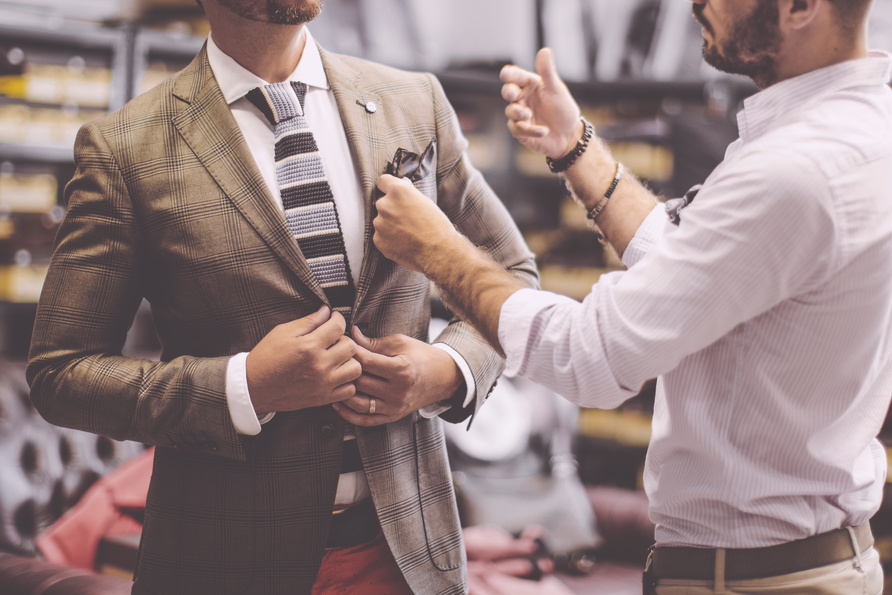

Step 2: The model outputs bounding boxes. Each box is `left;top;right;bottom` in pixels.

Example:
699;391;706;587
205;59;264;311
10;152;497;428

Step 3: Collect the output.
27;44;538;595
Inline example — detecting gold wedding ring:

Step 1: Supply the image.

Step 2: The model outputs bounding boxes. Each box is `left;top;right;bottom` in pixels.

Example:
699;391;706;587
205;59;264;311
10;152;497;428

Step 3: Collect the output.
368;398;376;415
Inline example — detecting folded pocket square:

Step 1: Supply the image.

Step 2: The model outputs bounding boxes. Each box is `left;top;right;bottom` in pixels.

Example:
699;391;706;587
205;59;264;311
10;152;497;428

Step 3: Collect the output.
386;138;437;181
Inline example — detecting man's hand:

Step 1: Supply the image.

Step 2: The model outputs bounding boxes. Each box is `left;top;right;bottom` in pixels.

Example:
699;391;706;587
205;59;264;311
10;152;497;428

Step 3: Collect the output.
373;174;464;274
332;327;463;426
375;173;527;357
468;570;571;595
464;525;546;562
500;48;584;160
465;525;569;595
246;306;361;414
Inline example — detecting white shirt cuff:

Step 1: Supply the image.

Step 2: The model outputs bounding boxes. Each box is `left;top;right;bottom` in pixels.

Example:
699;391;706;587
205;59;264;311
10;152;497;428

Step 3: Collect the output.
226;352;272;435
418;344;476;419
621;204;665;268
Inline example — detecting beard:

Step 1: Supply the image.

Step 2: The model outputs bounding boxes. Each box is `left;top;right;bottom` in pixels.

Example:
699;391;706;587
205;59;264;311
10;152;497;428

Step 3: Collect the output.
693;0;782;88
215;0;323;25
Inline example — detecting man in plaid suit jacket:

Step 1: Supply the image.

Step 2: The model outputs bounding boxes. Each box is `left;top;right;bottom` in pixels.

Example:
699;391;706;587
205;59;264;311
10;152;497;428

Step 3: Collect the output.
26;0;538;593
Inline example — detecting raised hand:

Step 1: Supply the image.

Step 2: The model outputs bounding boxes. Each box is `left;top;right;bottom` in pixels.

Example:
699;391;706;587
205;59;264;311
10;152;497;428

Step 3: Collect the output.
246;306;361;414
332;326;463;426
500;48;584;159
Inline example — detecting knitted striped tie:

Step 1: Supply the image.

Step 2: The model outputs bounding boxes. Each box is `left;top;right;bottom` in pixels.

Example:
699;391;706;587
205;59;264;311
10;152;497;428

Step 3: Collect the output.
246;81;355;326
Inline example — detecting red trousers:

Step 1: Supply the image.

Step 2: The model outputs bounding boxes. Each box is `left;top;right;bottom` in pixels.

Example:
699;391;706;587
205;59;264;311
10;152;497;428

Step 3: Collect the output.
312;532;413;595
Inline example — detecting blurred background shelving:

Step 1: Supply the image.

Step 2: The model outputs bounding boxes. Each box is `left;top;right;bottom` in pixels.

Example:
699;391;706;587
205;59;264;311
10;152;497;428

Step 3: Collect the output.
0;19;128;355
3;1;892;587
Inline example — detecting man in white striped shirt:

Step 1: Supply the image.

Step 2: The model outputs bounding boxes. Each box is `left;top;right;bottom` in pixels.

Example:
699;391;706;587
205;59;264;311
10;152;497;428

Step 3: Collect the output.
373;0;891;592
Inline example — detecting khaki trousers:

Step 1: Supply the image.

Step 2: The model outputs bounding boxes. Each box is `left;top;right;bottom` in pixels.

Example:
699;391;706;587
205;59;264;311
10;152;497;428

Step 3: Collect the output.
656;547;883;595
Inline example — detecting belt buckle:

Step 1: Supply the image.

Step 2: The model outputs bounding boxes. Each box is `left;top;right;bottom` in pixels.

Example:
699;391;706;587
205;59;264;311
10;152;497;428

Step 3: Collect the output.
643;545;657;595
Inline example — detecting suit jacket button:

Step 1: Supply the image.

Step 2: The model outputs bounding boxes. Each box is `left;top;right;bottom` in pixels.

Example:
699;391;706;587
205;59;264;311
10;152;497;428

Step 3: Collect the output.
320;424;334;440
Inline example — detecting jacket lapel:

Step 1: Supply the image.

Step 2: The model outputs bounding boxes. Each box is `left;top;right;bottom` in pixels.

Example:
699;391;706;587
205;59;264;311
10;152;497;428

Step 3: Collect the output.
170;47;327;303
320;48;386;314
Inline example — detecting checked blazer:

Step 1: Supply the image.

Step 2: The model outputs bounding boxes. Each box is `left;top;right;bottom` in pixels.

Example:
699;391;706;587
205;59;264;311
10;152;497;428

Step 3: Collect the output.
27;43;538;595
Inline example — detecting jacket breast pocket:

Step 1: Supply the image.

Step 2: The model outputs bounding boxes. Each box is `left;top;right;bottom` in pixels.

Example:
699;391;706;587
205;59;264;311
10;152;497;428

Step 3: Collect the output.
386;138;437;202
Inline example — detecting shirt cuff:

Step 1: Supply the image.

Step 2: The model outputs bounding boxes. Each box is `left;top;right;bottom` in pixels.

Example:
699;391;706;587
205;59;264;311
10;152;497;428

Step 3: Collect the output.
621;204;665;268
226;352;271;435
418;343;476;419
499;288;578;378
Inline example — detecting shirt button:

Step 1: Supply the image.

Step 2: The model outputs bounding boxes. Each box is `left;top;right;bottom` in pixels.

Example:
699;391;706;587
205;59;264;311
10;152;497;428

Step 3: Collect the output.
320;424;334;440
364;101;377;114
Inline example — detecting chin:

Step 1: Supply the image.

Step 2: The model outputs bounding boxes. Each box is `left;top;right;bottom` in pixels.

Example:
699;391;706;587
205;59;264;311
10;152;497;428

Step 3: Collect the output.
269;0;323;24
701;43;720;66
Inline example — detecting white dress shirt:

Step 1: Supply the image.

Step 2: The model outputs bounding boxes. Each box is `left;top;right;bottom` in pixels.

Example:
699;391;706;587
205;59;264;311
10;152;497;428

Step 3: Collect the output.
500;53;892;549
205;31;475;503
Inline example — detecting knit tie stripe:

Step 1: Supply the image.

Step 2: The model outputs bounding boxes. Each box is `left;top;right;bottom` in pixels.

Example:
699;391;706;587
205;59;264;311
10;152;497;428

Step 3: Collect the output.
245;81;355;326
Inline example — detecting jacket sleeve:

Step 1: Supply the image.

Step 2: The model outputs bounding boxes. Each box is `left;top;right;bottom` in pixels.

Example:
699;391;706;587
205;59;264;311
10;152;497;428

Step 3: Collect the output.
26;121;246;461
424;73;540;423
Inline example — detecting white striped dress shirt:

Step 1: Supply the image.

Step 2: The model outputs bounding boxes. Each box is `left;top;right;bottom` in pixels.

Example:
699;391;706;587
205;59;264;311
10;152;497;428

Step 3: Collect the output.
500;52;892;548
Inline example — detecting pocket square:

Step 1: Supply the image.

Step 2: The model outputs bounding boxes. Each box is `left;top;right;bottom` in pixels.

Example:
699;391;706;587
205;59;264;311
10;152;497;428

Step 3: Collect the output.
385;138;437;181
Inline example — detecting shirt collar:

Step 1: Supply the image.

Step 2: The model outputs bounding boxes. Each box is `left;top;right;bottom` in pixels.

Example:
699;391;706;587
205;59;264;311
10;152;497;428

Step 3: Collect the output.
737;51;892;142
206;27;330;105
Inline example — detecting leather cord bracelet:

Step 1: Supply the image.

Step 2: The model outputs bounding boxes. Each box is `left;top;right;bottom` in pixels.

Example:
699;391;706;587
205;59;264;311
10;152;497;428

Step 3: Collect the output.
546;117;593;174
587;162;624;221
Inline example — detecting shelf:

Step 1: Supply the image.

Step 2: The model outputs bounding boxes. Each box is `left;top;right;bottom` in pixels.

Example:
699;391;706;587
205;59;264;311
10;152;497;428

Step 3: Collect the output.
0;263;46;303
0;21;126;52
538;265;614;301
0;143;73;164
130;29;204;98
0;20;129;110
132;28;205;58
437;67;756;105
578;409;652;448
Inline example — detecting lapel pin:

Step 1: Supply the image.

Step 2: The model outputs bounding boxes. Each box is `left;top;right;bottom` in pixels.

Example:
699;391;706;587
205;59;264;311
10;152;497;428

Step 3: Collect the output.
357;100;378;114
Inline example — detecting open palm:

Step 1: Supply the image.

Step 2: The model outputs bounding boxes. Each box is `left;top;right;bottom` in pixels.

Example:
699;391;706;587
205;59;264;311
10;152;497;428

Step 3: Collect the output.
499;48;584;159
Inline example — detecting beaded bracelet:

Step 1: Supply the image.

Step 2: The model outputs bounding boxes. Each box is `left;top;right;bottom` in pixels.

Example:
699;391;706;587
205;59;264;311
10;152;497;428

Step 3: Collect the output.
545;117;594;174
587;162;624;221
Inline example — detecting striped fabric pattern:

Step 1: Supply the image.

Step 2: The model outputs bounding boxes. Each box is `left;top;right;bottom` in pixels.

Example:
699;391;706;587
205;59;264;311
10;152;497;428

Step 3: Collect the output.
246;81;355;325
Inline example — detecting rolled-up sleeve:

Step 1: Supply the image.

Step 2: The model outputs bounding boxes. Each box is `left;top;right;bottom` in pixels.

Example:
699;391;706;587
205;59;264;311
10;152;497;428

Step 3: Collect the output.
622;204;667;268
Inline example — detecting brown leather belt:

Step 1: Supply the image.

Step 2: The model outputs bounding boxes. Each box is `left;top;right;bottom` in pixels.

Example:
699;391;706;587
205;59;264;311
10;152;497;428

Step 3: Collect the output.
652;523;873;581
326;498;380;550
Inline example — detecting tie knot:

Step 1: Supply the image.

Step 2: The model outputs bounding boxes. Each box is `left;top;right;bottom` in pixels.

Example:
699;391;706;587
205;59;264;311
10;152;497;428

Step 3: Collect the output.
246;81;309;126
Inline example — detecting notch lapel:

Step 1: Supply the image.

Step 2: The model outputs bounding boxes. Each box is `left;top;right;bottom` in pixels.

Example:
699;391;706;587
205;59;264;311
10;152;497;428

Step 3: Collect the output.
170;48;327;303
320;48;386;314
